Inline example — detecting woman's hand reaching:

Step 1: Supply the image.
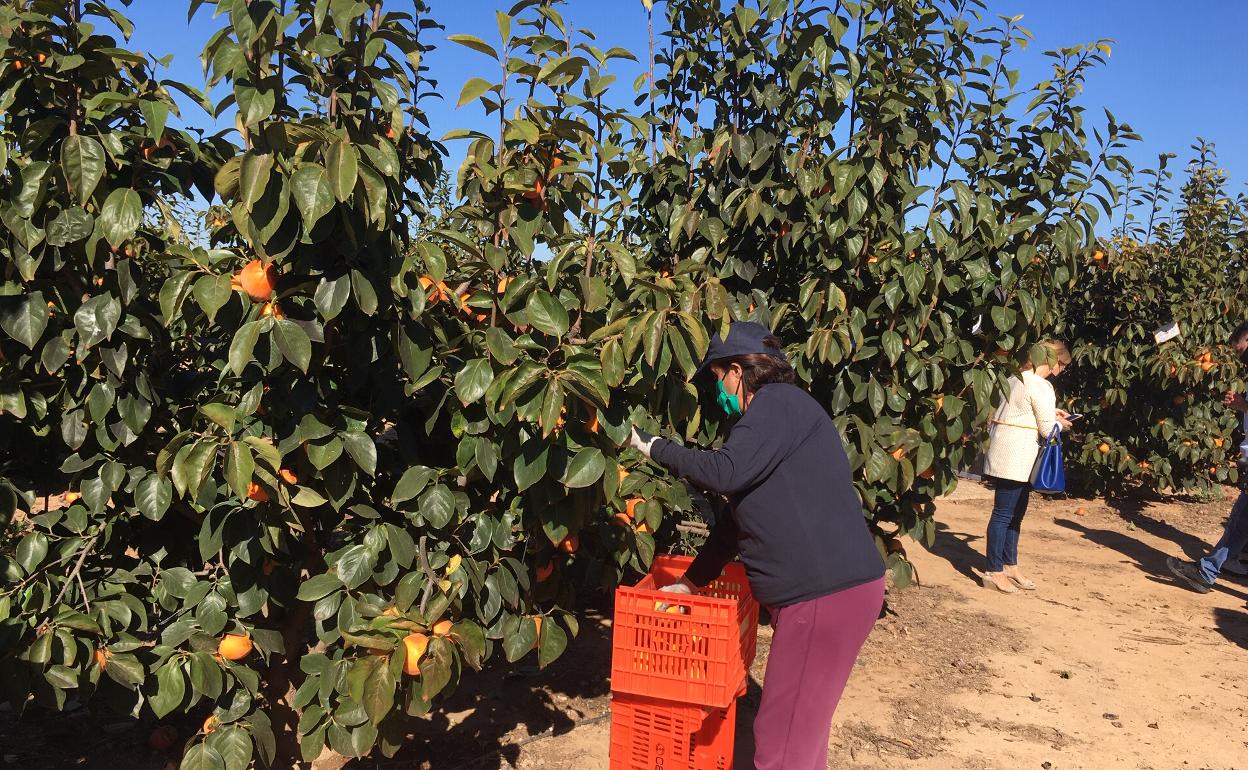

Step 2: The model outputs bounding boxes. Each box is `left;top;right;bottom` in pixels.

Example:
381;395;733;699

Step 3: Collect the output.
626;427;658;458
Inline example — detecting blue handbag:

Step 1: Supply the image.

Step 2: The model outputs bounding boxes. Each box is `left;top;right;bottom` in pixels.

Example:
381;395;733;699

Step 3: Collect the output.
1030;425;1065;494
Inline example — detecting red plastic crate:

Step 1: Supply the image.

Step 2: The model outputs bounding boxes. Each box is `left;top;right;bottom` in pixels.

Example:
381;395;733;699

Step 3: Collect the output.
609;692;736;770
611;555;759;708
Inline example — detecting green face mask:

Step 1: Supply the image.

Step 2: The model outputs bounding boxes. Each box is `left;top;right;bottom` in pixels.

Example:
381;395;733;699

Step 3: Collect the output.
715;379;743;417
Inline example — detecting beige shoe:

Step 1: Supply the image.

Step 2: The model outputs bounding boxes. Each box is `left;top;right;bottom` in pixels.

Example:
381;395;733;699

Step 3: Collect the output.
981;571;1019;593
1003;565;1036;590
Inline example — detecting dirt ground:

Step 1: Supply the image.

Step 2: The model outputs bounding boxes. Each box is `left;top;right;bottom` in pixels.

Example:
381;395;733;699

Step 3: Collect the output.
5;480;1248;769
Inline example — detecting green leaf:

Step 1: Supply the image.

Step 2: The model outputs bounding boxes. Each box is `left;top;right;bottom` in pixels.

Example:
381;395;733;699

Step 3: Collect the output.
243;436;282;473
341;432;377;476
420;637;455;700
136;474;172;521
249;711;276;767
361;656;396;726
881;330;903;365
457;77;493;107
193;274;233;323
537;616;568;668
225;442;255;500
450;621;487;670
238;152;274;213
392;466;436;505
484;327;518;365
314;275;350;321
151;661;187;718
503;617;538;662
61;135;106;202
140;99;170;140
159;271;195;326
419;485;456;529
172;441;215;499
291;163;335;229
306;437;344;470
228;321;263;375
40;334;70;373
104;653;145;689
72;294;121;348
514;441;549;493
325;141;359;203
336;545;377;590
455;358;494;405
297;573;344;602
180;743;226;770
201;403;238;432
188;652;224;701
0;292;49;349
991;306;1017;333
209;726;252;770
447;34;499;59
46;208;95;246
526;291;570;337
475;439;499;482
16;532;48;573
272;319;312;373
292;487;329;507
99;188;143;248
562;447;605;489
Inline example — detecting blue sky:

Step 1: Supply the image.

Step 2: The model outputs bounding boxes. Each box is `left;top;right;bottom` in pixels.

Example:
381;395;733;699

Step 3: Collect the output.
128;1;1247;210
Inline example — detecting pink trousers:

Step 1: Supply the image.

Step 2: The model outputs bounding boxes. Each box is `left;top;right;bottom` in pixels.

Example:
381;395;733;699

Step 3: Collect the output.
753;577;885;769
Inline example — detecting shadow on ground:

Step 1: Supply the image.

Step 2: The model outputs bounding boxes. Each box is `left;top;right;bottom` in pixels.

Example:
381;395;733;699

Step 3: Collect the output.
1213;606;1248;651
1101;496;1223;561
1054;517;1248;603
929;522;984;586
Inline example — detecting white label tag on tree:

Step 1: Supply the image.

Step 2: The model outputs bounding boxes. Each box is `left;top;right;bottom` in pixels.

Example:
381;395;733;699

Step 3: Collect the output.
1153;321;1181;344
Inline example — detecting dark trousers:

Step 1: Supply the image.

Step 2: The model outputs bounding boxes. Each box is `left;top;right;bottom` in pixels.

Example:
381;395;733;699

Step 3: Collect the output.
986;478;1031;572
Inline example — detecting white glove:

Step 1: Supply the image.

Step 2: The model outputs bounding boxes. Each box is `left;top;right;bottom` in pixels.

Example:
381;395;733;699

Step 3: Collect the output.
660;577;695;595
627;426;658;458
654;575;696;613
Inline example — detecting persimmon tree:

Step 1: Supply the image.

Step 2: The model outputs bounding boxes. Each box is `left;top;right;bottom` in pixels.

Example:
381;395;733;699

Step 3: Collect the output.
1056;143;1248;495
617;1;1134;580
1;0;1141;768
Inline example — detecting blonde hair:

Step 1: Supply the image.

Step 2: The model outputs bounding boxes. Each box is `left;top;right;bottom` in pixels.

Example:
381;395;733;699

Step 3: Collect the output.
1022;340;1072;371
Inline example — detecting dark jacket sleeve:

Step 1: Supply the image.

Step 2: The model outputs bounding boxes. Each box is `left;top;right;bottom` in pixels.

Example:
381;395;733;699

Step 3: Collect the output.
684;512;739;587
649;393;795;495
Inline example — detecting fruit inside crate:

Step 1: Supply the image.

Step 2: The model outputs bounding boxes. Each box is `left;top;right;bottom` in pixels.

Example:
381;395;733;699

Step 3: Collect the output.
611;555;758;708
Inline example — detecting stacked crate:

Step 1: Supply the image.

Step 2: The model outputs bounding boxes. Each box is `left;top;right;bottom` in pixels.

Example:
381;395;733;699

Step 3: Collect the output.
608;555;759;770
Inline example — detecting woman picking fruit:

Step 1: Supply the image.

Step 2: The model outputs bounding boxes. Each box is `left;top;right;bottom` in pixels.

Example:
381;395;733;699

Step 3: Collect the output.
624;321;885;770
980;340;1073;592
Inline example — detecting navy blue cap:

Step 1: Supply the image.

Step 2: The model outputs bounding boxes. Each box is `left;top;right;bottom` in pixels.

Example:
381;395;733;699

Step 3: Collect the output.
692;321;787;381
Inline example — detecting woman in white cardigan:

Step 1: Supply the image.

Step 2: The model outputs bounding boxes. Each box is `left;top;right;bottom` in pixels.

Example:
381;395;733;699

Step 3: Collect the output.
981;341;1073;593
